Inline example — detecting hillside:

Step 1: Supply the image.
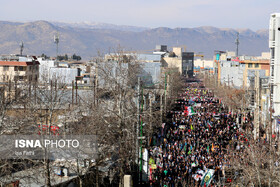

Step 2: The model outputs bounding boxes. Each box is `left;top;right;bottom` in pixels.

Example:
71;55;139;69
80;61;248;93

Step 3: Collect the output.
0;21;269;59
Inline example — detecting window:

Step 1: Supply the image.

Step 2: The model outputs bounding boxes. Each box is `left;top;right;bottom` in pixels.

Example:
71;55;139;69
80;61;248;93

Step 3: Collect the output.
14;66;18;71
19;66;25;71
3;66;9;71
255;63;259;68
248;63;253;68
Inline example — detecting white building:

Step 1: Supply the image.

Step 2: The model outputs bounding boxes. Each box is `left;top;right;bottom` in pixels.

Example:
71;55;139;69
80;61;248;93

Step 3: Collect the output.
269;13;280;127
194;59;214;68
38;58;77;84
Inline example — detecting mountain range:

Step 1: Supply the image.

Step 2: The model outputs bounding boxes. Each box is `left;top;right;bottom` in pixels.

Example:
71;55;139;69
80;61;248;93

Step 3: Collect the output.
0;20;269;60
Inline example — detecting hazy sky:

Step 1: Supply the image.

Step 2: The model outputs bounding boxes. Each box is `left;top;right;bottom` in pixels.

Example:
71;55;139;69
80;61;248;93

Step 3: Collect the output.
0;0;279;30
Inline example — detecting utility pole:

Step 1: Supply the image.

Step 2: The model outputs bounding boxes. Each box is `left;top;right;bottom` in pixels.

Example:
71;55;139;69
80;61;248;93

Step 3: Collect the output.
95;62;99;106
269;81;274;187
54;33;59;59
160;93;163;126
75;80;78;104
164;73;168;113
235;32;240;57
136;77;140;184
72;81;74;105
19;41;24;56
149;94;152;147
139;85;144;184
254;71;260;140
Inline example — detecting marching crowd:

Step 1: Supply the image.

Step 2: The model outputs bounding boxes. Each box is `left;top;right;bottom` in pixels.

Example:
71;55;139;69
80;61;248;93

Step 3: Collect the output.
148;81;252;187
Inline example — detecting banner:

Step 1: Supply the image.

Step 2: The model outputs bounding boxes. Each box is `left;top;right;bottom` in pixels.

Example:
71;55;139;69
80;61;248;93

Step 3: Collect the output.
200;169;215;187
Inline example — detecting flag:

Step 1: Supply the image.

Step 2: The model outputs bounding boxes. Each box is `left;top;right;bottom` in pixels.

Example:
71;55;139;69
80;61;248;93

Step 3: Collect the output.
184;106;188;116
211;143;214;152
191;124;194;130
207;145;209;153
207;122;212;129
200;169;215;187
149;158;155;165
186;106;195;116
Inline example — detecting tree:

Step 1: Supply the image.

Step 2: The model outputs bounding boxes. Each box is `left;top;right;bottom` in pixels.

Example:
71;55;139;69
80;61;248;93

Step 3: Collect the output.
228;133;280;186
41;53;49;59
72;54;82;61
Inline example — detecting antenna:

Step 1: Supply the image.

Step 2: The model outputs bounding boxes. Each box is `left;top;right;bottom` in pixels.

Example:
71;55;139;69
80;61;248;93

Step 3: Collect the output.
19;41;24;56
235;32;240;57
54;32;59;59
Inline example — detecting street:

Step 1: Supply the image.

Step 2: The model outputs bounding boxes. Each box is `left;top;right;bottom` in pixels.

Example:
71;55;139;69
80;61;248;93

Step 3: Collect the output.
148;78;252;186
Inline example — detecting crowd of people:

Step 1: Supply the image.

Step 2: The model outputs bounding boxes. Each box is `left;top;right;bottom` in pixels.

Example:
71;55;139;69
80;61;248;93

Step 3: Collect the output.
148;81;252;187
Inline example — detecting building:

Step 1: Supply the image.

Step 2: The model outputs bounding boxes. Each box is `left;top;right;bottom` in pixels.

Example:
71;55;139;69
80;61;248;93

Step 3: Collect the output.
0;56;39;83
219;60;245;88
162;47;194;77
38;58;78;85
193;59;215;74
269;13;280;128
240;59;270;87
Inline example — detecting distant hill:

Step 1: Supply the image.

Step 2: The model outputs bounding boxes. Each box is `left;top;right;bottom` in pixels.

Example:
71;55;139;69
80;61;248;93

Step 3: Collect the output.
50;21;150;32
0;20;269;59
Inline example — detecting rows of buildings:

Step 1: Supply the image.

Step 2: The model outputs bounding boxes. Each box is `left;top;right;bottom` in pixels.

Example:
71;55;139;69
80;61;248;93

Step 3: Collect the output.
0;45;195;186
191;13;280;139
0;45;194;87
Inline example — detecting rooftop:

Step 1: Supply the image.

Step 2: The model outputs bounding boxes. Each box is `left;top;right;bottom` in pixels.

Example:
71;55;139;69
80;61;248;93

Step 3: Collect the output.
0;61;40;66
240;59;269;64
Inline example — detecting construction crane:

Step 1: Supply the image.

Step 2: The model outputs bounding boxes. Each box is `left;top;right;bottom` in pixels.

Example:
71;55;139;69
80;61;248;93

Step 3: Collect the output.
194;54;204;58
178;45;187;52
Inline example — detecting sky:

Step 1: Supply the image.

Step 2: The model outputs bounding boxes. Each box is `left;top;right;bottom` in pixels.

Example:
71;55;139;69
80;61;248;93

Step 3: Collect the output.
0;0;279;30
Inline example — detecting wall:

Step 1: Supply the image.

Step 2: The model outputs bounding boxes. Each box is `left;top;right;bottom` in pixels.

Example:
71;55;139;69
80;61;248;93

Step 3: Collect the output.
194;59;214;68
269;13;280;117
163;57;182;74
219;61;245;88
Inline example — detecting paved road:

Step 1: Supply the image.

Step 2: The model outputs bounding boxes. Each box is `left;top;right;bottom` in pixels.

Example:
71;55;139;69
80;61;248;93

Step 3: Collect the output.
148;79;250;186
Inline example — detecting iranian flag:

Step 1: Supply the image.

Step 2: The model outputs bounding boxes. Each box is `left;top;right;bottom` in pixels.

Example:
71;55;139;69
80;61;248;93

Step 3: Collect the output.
207;122;212;129
186;106;195;116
